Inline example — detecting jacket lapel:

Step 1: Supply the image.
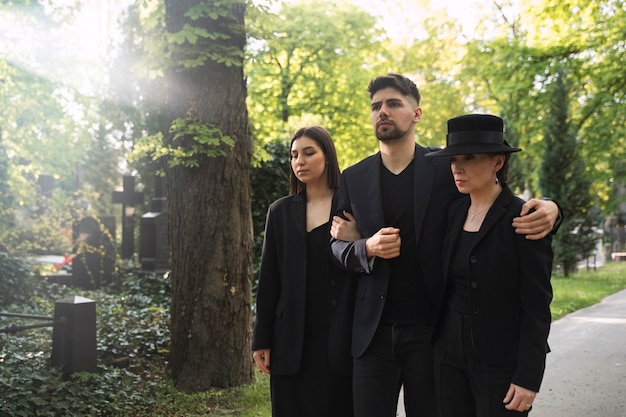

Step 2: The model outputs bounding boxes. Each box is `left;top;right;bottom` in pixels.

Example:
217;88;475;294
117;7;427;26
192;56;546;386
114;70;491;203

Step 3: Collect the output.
291;192;308;244
361;153;386;233
472;186;514;248
414;144;439;244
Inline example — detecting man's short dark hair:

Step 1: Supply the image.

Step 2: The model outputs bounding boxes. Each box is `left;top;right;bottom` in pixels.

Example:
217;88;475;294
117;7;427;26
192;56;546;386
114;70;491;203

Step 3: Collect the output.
367;74;421;106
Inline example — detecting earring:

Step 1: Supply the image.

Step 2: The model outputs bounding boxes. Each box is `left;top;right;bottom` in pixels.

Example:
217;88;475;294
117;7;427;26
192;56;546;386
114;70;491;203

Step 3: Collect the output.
495;176;499;185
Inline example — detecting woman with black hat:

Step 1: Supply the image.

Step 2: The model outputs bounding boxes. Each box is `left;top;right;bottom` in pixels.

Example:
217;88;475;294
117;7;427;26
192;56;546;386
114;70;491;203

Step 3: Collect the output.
426;114;554;416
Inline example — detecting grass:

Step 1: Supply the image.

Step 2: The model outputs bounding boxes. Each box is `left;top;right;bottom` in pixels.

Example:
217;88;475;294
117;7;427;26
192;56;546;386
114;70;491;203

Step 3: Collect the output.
550;260;626;320
134;373;272;417
161;261;626;415
139;372;272;417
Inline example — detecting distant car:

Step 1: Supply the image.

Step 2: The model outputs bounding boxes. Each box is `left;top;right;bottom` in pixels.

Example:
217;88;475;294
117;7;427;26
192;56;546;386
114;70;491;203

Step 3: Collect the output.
32;254;72;275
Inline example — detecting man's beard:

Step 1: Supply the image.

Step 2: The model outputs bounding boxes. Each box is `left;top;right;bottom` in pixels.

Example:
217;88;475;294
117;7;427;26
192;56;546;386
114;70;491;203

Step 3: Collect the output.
375;123;409;142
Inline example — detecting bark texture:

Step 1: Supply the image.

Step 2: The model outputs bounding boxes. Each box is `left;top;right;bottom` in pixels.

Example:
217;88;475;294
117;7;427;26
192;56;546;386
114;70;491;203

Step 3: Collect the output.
163;0;254;391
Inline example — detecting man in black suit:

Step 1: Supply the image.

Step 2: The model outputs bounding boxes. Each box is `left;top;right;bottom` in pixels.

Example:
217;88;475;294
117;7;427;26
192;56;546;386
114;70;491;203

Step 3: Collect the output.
330;74;560;417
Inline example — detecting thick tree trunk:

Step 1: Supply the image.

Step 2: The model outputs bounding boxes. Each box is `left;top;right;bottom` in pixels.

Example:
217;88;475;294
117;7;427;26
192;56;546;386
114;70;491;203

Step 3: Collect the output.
163;0;254;391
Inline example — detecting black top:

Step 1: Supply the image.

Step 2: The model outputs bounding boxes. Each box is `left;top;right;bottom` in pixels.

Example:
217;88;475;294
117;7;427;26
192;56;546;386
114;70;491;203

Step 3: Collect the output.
380;160;434;324
306;222;331;323
447;230;476;315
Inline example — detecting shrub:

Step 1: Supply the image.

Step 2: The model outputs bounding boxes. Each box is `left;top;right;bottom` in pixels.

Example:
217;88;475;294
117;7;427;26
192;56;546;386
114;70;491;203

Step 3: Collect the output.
0;270;171;416
0;252;38;307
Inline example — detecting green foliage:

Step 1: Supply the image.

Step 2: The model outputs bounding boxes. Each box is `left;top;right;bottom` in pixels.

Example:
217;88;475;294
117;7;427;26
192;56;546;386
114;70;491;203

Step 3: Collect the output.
97;273;171;362
390;10;468;148
174;0;245;68
0;133;12;215
3;260;626;416
0;52;119;220
0;272;171;416
0;186;108;261
459;38;557;195
0;359;150;417
0;266;268;417
246;0;390;168
551;261;626;320
539;71;596;276
136;0;245;74
129;117;235;169
0;252;36;307
446;0;626;226
125;0;168;80
0;60;80;201
169;117;234;158
128;373;271;417
520;0;626;209
249;139;290;282
2;0;625;243
0;5;124;242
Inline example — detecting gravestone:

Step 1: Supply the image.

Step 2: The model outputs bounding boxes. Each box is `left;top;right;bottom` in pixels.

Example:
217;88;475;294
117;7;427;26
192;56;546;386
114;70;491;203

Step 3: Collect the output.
112;175;144;259
71;216;115;289
37;173;54;197
37;173;54;215
51;295;97;377
140;176;169;272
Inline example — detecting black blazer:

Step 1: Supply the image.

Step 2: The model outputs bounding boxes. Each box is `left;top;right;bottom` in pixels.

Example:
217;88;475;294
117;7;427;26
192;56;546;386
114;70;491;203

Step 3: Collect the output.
435;185;553;392
251;192;356;376
330;144;460;357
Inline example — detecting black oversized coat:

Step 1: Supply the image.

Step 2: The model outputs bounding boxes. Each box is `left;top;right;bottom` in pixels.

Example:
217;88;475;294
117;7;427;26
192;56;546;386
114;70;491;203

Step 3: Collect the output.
251;192;356;376
330;144;460;357
435;184;553;392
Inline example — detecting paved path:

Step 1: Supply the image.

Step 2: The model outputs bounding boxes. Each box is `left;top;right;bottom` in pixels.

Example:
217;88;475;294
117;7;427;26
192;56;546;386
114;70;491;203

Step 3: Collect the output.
397;288;626;417
532;288;626;417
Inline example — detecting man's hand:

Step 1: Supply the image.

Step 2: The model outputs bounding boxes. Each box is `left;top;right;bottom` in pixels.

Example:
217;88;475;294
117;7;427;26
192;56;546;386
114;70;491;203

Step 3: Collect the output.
331;211;361;242
252;349;271;374
503;383;536;412
365;227;401;259
512;199;558;240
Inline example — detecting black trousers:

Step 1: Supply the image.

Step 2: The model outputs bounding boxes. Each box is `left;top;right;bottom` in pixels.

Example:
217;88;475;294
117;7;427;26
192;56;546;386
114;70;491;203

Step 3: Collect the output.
353;322;436;417
270;319;353;417
433;309;531;417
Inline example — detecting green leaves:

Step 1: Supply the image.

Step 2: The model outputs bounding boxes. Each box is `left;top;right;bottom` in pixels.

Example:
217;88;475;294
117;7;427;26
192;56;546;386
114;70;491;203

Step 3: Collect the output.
167;22;231;45
168;117;234;165
0;271;171;416
185;0;236;21
165;0;245;69
0;252;35;307
245;0;389;168
129;117;235;169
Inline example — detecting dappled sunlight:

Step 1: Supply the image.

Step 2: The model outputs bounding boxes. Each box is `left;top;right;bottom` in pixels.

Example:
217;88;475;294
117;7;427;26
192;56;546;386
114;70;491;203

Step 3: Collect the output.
0;0;130;94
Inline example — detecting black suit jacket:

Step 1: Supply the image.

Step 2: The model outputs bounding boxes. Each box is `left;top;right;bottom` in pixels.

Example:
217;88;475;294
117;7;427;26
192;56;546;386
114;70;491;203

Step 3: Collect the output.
252;192;356;376
330;144;460;357
436;185;553;391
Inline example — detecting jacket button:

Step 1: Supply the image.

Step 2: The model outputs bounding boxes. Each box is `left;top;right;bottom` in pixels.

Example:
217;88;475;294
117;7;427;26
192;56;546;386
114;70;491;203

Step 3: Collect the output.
331;299;338;306
470;256;477;263
472;306;480;314
330;280;337;287
470;281;478;289
380;293;386;300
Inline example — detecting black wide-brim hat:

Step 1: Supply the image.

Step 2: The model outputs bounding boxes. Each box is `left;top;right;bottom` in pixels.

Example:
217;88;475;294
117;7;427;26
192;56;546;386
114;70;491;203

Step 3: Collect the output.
425;114;521;158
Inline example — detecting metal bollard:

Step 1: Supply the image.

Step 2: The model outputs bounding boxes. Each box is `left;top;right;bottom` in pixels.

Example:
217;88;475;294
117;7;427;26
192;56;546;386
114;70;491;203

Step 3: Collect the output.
51;296;97;377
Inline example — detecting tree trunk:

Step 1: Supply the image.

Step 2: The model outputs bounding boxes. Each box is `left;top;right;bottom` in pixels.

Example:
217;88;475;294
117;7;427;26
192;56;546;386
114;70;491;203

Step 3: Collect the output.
163;0;254;391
